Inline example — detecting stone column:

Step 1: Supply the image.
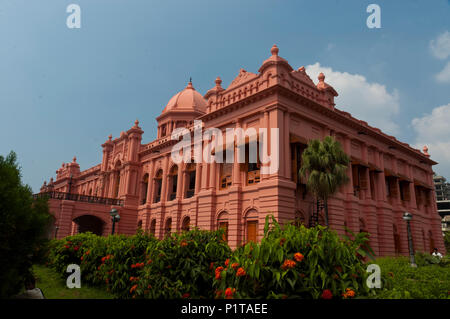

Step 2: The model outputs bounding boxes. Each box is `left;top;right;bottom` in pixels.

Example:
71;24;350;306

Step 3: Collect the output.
284;111;291;179
146;161;154;204
176;162;184;199
209;162;216;190
233;120;242;186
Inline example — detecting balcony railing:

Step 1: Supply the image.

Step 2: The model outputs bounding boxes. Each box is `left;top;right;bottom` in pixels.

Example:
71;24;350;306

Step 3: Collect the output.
33;191;124;206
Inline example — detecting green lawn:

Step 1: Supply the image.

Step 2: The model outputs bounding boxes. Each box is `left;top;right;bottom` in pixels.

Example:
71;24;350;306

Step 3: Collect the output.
33;264;114;299
370;256;450;299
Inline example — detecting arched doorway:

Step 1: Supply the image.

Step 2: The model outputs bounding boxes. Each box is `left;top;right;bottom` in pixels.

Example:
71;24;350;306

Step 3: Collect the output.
245;209;258;243
181;216;190;232
164;218;172;237
150;219;156;236
73;215;105;236
217;211;229;242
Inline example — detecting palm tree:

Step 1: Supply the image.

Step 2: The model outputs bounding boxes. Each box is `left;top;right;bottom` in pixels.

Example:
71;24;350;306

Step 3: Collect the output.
299;136;350;226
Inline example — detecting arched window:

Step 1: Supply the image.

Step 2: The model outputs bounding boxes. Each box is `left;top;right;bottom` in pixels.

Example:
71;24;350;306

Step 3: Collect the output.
217;211;229;242
113;161;121;198
141;173;149;205
137;220;143;230
150;219;156;235
153;170;163;203
185;163;196;198
181;216;190;232
168;166;178;201
164;218;172;237
245;209;258;243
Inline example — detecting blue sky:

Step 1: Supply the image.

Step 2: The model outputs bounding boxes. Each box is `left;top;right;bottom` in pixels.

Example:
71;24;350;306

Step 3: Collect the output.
0;0;449;192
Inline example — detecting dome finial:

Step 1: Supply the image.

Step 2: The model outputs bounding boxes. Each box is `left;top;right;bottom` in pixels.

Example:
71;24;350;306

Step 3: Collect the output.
186;77;194;89
271;44;279;56
318;72;325;82
108;134;112;141
215;76;222;87
73;156;77;163
134;119;139;127
423;145;430;157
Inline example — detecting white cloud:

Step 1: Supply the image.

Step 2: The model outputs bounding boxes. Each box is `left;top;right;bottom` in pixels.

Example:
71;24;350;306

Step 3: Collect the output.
306;63;400;135
435;61;450;83
430;31;450;60
412;103;450;177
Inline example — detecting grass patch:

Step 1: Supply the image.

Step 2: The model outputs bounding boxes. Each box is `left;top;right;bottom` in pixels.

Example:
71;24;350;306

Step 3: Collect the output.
370;256;450;299
33;264;114;299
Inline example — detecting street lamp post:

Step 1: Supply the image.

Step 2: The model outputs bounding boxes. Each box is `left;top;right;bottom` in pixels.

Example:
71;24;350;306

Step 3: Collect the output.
54;226;59;239
402;212;417;267
110;208;120;235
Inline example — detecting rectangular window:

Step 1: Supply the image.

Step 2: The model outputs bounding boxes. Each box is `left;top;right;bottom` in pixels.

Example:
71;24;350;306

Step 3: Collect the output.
220;163;233;189
244;142;260;185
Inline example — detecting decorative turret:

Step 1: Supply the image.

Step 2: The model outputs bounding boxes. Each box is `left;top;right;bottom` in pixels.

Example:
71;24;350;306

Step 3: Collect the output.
204;76;225;111
423;145;430;157
316;72;338;109
258;44;293;74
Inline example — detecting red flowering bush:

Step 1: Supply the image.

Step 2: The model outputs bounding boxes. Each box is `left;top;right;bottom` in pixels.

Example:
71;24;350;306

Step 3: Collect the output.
48;230;158;298
131;228;230;299
213;215;374;299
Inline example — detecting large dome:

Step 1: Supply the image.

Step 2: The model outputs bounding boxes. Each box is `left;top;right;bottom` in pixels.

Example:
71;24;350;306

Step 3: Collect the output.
162;81;207;114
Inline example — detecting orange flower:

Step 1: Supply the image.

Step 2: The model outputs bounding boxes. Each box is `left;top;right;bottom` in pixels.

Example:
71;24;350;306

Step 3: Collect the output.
182;293;190;298
231;263;239;270
210;262;214;270
224;287;236;299
130;285;138;293
147;259;152;265
80;256;84;261
215;290;222;298
215;266;224;280
225;259;230;267
342;288;355;299
180;241;188;247
236;267;246;277
281;259;296;270
294;253;304;262
280;238;286;246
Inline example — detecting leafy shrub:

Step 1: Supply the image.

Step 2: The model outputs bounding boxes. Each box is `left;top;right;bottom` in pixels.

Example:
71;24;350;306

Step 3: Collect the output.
132;229;231;299
213;215;374;299
0;151;52;298
48;231;158;298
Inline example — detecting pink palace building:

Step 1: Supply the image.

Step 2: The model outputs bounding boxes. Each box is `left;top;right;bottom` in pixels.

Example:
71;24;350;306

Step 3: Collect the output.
37;45;445;256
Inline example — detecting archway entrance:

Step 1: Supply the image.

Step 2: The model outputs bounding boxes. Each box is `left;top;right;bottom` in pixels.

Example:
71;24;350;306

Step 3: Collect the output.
73;215;105;236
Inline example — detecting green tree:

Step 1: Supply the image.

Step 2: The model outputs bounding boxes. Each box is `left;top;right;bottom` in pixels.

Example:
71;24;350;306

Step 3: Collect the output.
0;151;52;298
299;136;350;226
